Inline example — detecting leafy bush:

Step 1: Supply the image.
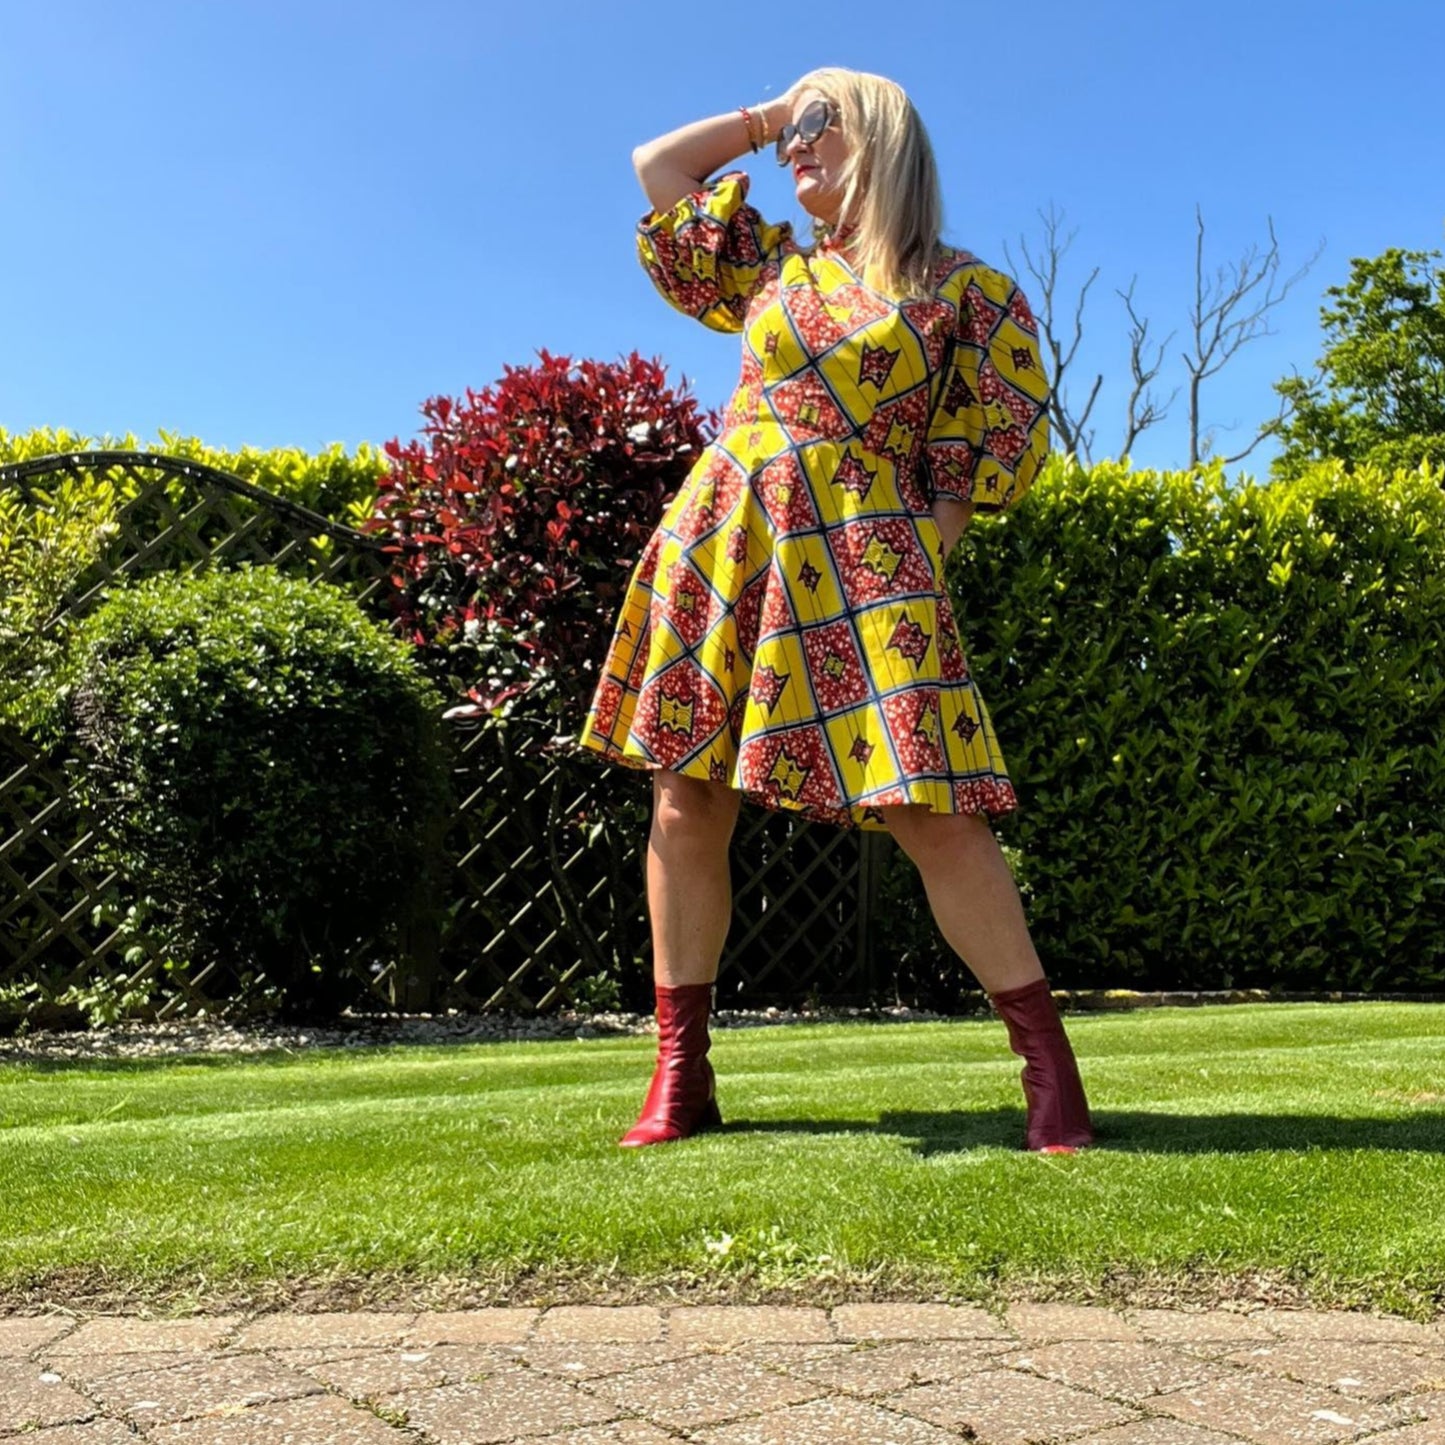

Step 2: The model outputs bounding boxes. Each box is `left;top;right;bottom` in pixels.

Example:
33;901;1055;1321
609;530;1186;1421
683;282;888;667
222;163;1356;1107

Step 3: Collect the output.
0;471;120;730
371;351;714;728
884;456;1445;998
44;567;451;1018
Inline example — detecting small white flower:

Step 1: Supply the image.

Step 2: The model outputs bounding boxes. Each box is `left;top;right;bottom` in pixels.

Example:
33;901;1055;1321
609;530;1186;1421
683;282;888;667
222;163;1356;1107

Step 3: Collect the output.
703;1232;733;1256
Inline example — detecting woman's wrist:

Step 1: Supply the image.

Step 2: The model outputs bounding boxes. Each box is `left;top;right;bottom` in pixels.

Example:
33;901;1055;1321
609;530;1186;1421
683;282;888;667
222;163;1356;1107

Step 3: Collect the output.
737;105;765;153
754;97;791;146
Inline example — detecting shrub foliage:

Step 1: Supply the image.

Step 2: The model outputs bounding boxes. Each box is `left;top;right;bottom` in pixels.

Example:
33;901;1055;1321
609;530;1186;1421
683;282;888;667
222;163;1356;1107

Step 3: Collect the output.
370;351;713;728
887;456;1445;998
47;567;451;1017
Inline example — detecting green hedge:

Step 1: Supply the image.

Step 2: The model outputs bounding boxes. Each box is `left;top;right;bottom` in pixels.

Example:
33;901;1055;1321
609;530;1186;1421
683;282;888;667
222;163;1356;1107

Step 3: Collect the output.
885;456;1445;998
8;432;1444;1009
0;428;387;527
40;566;451;1019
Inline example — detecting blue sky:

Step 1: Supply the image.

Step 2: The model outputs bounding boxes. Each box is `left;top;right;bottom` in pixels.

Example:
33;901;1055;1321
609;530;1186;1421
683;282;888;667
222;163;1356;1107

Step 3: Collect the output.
2;0;1441;474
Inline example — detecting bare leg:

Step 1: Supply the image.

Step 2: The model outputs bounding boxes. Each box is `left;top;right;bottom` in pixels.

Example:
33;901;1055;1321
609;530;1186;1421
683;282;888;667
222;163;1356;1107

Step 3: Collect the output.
881;806;1043;993
882;804;1092;1150
647;769;742;986
620;770;740;1147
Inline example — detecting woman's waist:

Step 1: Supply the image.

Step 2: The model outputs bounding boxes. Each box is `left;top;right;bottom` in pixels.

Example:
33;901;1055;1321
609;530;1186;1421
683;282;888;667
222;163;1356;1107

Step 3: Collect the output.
709;419;887;462
686;431;930;516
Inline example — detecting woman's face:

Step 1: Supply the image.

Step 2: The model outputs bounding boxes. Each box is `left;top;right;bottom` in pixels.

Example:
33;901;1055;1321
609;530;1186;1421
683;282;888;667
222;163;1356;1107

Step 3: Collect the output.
784;89;849;227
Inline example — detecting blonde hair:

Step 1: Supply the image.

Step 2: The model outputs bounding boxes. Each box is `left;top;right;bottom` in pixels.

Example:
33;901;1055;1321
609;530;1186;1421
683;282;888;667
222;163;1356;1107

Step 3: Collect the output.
788;67;943;299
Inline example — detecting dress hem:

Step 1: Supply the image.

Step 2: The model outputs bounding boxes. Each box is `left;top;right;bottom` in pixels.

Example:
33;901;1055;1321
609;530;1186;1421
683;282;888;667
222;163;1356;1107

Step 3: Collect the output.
578;735;1019;833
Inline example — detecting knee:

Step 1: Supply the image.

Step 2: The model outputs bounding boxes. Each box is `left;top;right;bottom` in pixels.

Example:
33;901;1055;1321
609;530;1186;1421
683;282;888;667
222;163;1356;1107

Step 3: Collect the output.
651;772;741;853
885;806;994;873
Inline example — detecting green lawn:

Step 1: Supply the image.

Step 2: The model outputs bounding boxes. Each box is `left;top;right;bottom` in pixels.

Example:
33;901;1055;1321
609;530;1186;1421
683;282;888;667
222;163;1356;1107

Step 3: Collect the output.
2;1003;1443;1315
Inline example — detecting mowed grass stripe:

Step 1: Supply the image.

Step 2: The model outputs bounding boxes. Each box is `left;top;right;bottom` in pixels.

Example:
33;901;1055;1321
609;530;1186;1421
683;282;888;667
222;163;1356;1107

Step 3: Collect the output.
1;1004;1442;1311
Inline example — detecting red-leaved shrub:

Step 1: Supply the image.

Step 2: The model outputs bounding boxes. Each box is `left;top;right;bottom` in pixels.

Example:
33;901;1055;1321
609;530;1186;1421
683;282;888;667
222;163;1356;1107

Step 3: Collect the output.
371;351;714;728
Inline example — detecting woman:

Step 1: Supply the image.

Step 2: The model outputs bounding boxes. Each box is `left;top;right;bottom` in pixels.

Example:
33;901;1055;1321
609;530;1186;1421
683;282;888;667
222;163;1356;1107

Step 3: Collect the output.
581;68;1093;1154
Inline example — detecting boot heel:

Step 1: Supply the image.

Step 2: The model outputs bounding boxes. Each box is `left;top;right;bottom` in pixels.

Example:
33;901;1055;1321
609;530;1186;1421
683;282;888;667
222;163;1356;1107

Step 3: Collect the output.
698;1097;723;1131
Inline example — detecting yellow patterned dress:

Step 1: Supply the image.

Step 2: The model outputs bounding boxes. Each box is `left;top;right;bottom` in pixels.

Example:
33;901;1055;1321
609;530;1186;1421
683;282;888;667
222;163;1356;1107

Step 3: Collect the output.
580;172;1050;830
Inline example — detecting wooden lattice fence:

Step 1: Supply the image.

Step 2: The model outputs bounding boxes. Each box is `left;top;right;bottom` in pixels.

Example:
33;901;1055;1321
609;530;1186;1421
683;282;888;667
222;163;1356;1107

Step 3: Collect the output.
1;451;886;1025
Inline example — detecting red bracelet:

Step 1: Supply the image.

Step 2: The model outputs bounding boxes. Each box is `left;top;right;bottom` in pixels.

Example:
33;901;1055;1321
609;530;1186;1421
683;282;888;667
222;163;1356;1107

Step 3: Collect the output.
738;105;759;154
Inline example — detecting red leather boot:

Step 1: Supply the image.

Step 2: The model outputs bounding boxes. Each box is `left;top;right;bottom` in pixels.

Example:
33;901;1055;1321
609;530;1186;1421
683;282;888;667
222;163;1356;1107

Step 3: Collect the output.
619;982;722;1147
990;978;1093;1153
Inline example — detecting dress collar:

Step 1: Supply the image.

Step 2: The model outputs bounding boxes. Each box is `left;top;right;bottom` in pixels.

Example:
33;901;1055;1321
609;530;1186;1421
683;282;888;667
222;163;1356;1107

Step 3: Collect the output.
818;223;860;255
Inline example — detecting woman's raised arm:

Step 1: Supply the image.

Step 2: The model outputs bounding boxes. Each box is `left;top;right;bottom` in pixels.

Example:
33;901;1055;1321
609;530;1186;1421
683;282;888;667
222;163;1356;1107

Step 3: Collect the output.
633;97;794;214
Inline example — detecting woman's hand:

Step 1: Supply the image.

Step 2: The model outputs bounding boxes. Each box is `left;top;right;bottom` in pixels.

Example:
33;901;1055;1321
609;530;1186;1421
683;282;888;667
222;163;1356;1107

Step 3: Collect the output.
758;94;796;147
932;497;974;560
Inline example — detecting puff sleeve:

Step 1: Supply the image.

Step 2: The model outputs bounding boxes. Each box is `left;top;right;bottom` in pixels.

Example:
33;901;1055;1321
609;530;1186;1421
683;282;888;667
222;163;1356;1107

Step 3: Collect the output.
921;264;1051;513
636;171;793;334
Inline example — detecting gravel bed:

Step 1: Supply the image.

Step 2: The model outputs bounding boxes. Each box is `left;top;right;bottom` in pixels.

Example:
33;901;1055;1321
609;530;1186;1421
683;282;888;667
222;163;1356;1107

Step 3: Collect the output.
0;1004;960;1062
2;990;1436;1062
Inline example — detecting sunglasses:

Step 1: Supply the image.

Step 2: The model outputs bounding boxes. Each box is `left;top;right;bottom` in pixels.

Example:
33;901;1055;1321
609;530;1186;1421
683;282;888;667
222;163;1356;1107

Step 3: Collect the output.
775;98;837;165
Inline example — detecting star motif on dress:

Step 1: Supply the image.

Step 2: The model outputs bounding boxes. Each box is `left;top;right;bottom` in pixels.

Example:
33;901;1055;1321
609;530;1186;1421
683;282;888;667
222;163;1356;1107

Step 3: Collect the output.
619;620;633;638
943;372;978;415
822;652;847;683
764;330;780;354
953;713;980;744
858;342;899;390
768;746;809;801
1011;345;1036;371
882;419;916;463
931;446;974;488
797;401;820;427
797;560;821;592
709;755;729;783
681;244;716;282
724;645;736;673
693;480;716;516
676;589;696;615
861;531;902;583
887;613;932;669
833;453;875;500
849;735;874;765
727;526;749;564
657;691;695;736
913;702;940;748
750;664;789;716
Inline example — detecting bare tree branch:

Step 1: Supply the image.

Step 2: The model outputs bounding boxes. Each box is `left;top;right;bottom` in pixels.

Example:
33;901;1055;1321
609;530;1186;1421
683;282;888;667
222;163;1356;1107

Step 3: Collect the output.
1118;278;1177;458
1004;203;1101;462
1184;208;1323;465
1219;389;1300;465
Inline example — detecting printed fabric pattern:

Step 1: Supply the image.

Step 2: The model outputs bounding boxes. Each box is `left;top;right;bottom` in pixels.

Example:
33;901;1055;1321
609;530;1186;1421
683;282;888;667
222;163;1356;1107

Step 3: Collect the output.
579;171;1050;830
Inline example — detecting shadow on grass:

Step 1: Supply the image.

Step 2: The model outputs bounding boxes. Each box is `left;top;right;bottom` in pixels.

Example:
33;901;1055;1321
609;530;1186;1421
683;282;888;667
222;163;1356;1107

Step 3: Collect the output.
724;1108;1445;1155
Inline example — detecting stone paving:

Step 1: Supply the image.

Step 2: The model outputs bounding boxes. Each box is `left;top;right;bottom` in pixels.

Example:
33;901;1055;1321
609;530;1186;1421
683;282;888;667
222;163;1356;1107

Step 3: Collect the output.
4;1303;1445;1444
